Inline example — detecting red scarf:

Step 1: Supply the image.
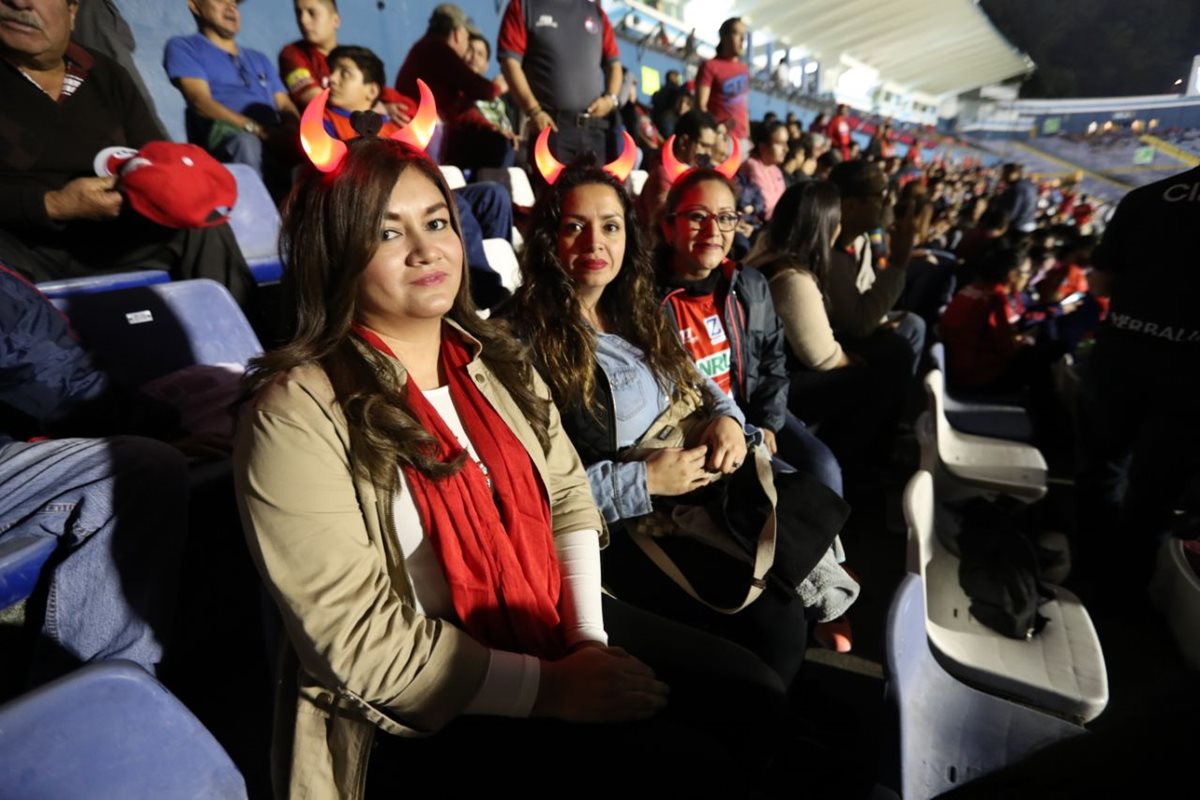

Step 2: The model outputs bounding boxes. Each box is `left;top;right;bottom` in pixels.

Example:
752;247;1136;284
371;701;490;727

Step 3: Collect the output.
354;325;564;658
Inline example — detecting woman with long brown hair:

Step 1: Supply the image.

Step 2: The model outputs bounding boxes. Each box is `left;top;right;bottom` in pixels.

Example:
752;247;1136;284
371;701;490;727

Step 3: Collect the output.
509;161;823;688
235;98;784;797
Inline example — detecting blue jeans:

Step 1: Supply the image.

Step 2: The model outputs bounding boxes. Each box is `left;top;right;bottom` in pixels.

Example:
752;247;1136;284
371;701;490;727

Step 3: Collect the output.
0;437;188;679
774;412;844;497
214;131;263;175
889;311;927;376
455;182;514;308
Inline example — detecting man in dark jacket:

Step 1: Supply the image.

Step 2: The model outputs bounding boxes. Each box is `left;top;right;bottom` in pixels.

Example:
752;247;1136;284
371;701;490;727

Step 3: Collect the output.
997;163;1039;236
0;263;187;682
0;0;254;306
1074;165;1200;592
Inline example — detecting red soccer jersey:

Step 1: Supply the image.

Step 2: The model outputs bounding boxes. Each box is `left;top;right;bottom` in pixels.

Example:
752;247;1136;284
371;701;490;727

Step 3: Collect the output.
696;57;750;140
279;41;327;106
827;114;852;160
667;291;733;395
940;282;1021;388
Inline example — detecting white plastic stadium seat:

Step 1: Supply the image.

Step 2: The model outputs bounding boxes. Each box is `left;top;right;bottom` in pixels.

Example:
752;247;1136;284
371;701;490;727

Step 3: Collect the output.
924;369;1047;502
439;165;467;190
929;343;1033;443
903;471;1109;723
628;169;650;197
481;238;521;293
886;574;1087;800
507;167;536;208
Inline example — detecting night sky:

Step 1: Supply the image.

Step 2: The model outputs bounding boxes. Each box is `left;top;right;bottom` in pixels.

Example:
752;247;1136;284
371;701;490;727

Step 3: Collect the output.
979;0;1200;98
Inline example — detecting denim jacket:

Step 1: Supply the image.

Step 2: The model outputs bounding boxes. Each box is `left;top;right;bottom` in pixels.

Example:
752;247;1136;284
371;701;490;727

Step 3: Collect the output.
558;331;750;525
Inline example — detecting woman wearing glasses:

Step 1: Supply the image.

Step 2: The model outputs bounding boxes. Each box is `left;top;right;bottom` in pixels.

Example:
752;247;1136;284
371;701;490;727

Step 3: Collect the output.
655;168;843;498
510;161;828;686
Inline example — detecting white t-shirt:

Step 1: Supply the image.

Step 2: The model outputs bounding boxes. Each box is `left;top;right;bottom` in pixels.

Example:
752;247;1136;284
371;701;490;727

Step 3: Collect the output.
389;386;605;717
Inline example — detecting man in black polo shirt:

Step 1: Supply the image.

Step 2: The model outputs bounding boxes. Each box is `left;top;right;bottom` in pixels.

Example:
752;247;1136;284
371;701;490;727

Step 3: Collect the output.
0;0;254;307
497;0;622;166
1075;165;1200;592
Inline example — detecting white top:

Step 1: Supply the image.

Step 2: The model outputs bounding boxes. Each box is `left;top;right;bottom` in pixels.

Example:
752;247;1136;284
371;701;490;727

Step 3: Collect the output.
391;386;606;717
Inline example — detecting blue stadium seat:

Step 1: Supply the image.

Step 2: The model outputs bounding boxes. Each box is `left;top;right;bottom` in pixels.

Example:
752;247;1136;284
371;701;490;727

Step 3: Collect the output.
51;279;262;387
36;270;171;299
930;343;1033;443
0;533;57;610
225;164;284;285
0;660;247;799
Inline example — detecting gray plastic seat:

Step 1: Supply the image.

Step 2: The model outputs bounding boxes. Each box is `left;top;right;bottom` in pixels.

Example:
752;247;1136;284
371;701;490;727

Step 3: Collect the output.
930;343;1033;443
904;471;1109;723
886;573;1087;799
924;369;1047;502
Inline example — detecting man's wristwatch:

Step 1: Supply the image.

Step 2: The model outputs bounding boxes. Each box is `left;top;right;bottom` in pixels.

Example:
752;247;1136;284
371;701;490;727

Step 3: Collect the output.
604;93;618;106
243;120;260;134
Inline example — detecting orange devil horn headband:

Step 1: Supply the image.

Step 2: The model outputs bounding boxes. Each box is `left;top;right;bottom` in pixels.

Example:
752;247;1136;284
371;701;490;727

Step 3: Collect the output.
534;127;639;185
660;133;741;186
299;80;438;173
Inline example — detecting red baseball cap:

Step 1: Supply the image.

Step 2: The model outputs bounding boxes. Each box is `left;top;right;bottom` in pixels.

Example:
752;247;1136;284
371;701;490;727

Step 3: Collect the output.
94;142;237;229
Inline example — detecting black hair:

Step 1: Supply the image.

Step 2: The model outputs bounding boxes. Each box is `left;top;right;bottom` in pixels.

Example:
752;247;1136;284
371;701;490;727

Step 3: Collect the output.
753;120;785;148
674;109;717;141
828;159;878;196
327;45;386;91
718;17;742;38
978;242;1027;284
468;31;491;58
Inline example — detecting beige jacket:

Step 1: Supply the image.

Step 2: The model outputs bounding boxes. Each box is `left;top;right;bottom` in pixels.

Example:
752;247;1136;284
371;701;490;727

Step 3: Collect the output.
763;265;847;371
233;324;605;799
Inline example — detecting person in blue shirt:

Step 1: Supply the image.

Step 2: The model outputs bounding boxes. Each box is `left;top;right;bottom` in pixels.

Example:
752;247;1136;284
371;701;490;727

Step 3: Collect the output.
164;0;300;192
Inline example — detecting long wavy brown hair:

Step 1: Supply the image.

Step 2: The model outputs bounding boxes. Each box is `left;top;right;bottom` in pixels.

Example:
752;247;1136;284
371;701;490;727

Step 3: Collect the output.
511;162;699;412
244;139;549;489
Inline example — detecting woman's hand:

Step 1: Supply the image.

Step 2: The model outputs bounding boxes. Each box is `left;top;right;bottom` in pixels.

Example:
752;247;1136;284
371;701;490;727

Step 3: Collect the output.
533;646;669;722
644;445;719;496
701;416;748;474
760;428;778;456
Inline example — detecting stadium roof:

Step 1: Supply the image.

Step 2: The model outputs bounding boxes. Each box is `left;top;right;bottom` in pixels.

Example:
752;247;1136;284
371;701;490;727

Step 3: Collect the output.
739;0;1035;96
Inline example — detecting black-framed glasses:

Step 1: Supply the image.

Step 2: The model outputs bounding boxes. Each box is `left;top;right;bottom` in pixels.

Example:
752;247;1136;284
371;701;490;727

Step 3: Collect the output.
667;209;742;232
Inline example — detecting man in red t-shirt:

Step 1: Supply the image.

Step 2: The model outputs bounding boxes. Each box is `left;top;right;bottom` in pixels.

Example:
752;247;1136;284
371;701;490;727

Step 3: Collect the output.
826;104;853;161
278;0;340;109
696;18;750;145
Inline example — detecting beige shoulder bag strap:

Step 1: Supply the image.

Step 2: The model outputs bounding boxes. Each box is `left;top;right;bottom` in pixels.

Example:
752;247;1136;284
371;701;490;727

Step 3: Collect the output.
629;443;777;614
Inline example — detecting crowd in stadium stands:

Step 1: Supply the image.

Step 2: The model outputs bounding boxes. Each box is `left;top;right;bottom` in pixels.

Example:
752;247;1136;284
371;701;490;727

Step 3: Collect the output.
2;0;1198;795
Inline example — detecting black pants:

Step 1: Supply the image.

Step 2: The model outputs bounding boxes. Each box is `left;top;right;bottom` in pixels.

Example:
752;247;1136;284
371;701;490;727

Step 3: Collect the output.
1074;338;1200;589
789;326;914;471
443;124;515;172
600;531;810;689
364;597;788;795
526;119;608;195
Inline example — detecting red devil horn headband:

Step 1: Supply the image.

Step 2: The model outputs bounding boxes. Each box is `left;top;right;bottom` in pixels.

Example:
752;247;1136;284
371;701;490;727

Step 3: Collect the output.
660;134;741;185
300;80;438;173
534;126;638;185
